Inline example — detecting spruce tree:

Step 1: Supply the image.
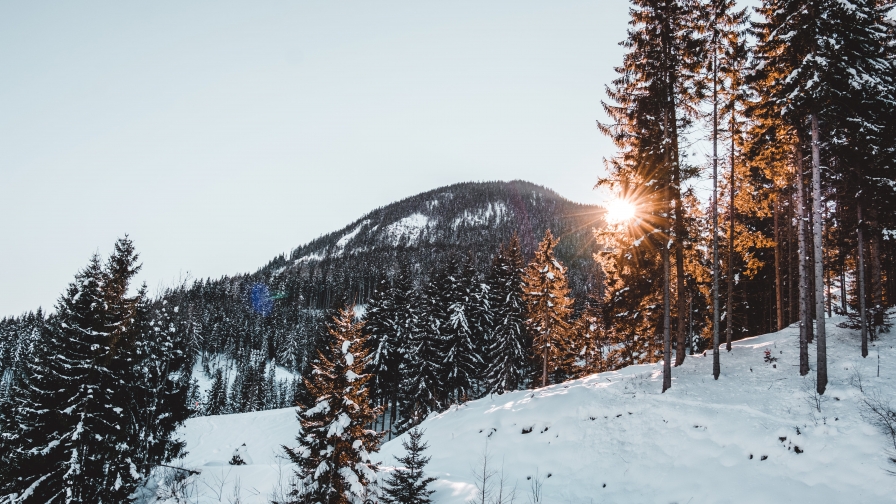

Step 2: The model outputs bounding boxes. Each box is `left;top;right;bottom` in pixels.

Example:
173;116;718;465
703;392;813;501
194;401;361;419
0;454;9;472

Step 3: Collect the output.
483;236;529;395
599;0;701;392
752;0;896;392
284;306;382;504
522;231;574;388
0;238;189;503
572;295;609;376
382;427;438;504
398;271;445;431
364;264;414;431
206;368;229;415
440;255;482;403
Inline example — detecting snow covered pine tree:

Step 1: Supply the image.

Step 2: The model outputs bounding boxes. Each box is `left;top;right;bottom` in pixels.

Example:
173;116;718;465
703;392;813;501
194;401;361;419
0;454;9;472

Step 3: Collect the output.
483;235;529;395
397;267;447;431
284;306;382;504
522;230;574;388
382;428;437;504
0;237;189;504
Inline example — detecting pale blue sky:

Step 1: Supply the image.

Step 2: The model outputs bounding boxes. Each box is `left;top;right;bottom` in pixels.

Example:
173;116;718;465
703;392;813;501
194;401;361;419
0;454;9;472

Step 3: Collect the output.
1;1;632;315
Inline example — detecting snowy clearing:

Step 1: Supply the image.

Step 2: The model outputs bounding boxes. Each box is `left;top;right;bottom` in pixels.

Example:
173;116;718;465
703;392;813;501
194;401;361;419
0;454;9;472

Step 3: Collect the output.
383;213;430;245
159;316;896;504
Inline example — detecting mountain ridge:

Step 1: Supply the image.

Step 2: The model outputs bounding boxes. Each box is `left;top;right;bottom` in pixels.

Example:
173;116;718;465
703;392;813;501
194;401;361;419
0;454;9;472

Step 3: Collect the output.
258;179;604;306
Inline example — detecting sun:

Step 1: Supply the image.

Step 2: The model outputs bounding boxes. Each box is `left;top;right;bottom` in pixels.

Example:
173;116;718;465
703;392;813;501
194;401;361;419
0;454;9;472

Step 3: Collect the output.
603;198;637;224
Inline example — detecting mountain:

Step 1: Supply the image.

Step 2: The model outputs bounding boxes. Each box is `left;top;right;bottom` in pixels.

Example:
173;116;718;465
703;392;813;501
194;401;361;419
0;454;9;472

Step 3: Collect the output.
260;180;604;306
147;180;604;396
159;315;896;504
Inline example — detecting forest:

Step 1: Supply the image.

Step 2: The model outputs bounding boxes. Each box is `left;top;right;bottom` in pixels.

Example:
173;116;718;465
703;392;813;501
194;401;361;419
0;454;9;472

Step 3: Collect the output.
0;0;894;503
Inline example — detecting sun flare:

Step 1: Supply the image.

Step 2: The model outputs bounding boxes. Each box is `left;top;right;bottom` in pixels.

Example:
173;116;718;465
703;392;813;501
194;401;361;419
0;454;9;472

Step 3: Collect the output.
604;199;637;224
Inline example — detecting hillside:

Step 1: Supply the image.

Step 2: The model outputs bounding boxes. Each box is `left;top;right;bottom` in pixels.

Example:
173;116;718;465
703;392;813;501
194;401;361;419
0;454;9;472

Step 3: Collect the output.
156;315;896;504
158;180;604;394
262;180;604;305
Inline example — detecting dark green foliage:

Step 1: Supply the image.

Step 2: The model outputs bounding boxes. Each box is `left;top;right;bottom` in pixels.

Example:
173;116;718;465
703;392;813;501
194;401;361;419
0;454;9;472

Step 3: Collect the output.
397;274;447;431
382;428;438;504
483;235;530;395
440;255;484;404
205;368;228;415
0;238;189;503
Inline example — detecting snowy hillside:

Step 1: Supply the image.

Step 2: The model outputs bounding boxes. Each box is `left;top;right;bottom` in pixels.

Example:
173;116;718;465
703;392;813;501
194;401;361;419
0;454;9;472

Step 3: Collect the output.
157;317;896;503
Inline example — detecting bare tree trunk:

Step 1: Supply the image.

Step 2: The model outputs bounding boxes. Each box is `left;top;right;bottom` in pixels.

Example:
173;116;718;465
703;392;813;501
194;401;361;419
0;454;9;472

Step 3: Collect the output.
810;115;826;394
712;120;721;380
870;209;883;330
663;106;673;392
858;202;868;358
727;127;735;350
795;143;810;376
775;194;784;330
788;193;795;325
675;230;687;366
663;244;672;392
839;199;847;314
542;348;548;389
674;137;687;367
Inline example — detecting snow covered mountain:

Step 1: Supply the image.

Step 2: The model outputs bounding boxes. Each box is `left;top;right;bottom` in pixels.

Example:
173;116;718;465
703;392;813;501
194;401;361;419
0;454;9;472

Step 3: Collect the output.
157;315;896;504
260;180;604;305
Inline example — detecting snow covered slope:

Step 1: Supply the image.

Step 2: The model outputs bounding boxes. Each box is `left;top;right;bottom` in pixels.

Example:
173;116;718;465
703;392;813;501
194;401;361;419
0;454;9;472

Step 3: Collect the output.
163;317;896;503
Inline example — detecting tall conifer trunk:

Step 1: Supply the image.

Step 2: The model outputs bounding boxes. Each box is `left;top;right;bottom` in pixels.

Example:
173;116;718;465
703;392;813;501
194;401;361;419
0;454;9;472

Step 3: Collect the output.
810;115;826;394
673;105;686;367
857;201;868;358
774;194;784;330
795;143;810;376
663;244;672;392
711;51;721;381
869;209;883;330
663;104;673;392
788;194;795;324
727;123;735;350
674;177;687;367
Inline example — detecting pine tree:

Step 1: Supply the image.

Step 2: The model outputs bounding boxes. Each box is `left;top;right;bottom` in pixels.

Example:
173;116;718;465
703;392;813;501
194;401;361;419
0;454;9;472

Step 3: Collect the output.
572;295;610;376
0;238;189;503
752;0;896;392
284;306;382;504
483;236;529;395
206;368;229;415
365;278;398;415
364;263;415;431
522;231;574;388
381;427;438;504
692;0;749;374
265;361;279;410
440;255;483;403
398;271;445;431
599;0;702;392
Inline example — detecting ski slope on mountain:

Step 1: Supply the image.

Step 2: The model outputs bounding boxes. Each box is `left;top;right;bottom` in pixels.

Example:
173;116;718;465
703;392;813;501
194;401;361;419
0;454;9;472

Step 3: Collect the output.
161;316;896;504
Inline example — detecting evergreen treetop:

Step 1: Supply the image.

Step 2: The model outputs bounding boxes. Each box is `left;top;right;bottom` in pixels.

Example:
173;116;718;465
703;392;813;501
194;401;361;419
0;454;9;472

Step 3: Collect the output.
382;427;437;504
285;306;382;504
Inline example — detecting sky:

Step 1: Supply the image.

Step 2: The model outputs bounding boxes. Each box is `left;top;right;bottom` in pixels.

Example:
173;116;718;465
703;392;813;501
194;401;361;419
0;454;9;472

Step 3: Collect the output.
0;1;635;316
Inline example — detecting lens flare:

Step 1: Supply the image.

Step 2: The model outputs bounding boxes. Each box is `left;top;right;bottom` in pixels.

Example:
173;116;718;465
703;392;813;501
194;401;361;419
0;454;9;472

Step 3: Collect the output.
604;199;637;224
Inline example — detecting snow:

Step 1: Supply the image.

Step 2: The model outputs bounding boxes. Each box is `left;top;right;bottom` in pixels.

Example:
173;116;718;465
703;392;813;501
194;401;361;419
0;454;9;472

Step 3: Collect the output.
334;221;370;255
382;213;430;245
295;251;326;264
190;357;298;400
159;316;896;503
451;203;507;228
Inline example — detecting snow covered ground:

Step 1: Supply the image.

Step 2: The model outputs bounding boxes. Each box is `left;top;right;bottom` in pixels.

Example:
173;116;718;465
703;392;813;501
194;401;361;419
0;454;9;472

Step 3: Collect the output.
156;316;896;503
